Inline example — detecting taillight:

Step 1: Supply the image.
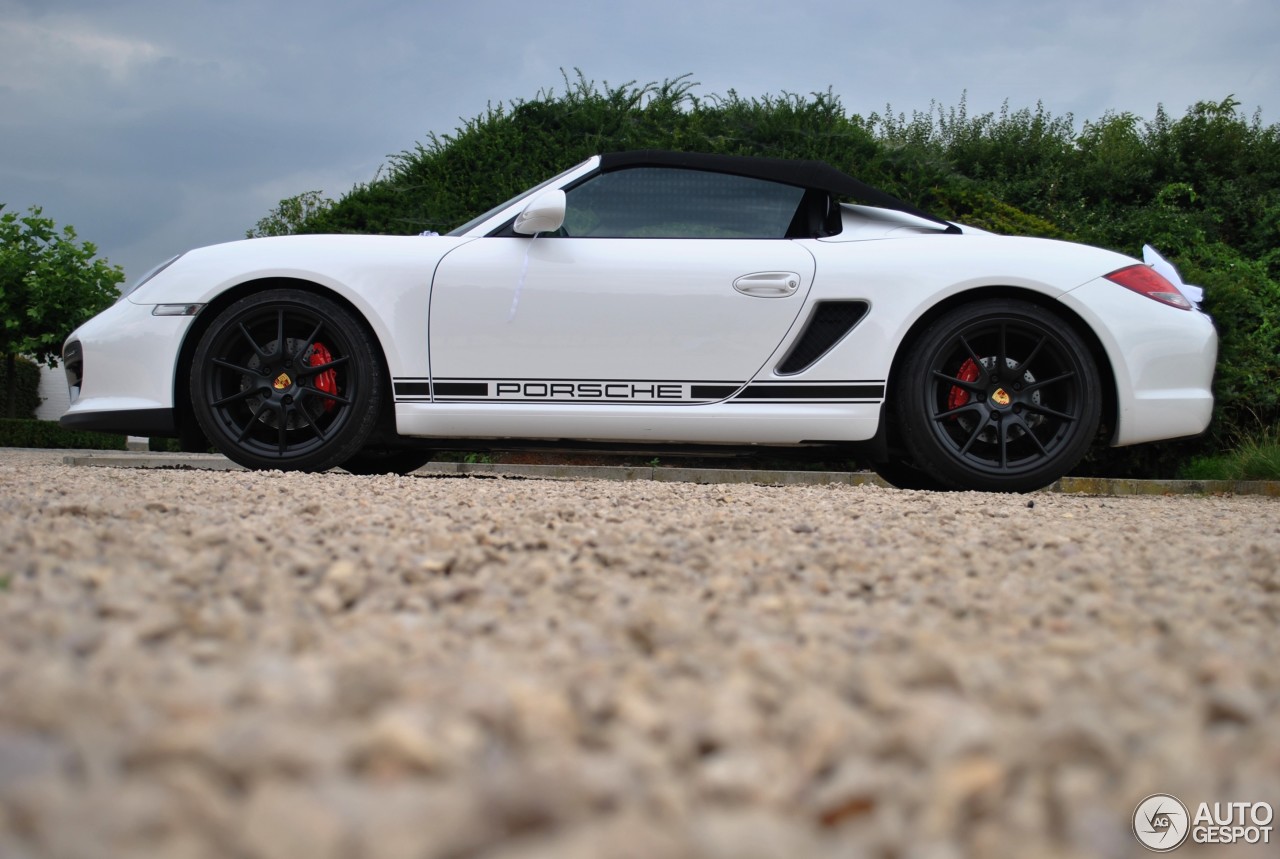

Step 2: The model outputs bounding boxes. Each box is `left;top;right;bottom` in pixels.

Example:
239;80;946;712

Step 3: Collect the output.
1104;264;1192;310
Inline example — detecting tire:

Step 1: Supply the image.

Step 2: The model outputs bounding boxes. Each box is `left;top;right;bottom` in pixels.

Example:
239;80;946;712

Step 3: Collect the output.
190;289;383;472
341;448;434;475
892;299;1102;493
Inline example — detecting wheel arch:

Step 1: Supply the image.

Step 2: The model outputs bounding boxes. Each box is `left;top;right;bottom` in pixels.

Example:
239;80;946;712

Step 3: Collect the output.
886;286;1117;441
172;277;397;451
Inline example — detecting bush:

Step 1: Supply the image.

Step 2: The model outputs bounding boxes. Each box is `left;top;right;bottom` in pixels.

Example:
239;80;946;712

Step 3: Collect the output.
1184;246;1280;443
148;436;187;452
0;419;126;450
0;357;41;419
1179;428;1280;481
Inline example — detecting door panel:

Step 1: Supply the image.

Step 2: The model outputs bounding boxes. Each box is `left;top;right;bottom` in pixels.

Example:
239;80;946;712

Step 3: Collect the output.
428;237;815;391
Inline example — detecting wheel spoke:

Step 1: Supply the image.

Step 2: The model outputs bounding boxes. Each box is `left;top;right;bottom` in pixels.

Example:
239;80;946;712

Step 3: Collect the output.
212;357;257;376
1024;370;1076;393
238;323;269;359
211;387;263;408
297;406;329;441
237;401;271;442
932;369;985;393
1023;401;1078;422
277;414;288;454
997;323;1009;376
300;355;350;375
305;389;351;407
997;419;1011;468
295;320;325;360
273;311;286;358
1017;334;1048;377
957;415;990;456
933;401;985;422
1012;414;1049;456
957;334;985;374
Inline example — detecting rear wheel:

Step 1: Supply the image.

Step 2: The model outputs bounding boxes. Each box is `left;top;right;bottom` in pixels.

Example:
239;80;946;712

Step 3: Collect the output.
893;299;1101;492
190;289;383;471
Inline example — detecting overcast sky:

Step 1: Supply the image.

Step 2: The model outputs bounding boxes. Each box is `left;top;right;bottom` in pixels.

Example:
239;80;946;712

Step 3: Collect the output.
2;0;1277;282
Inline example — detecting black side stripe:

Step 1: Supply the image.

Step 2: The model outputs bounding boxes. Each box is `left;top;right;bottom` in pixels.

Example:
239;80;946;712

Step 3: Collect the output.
690;385;739;399
433;382;487;396
734;384;884;400
394;381;432;397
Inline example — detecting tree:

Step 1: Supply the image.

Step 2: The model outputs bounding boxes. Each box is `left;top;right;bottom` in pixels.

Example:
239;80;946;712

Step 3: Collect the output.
0;205;124;417
246;190;335;237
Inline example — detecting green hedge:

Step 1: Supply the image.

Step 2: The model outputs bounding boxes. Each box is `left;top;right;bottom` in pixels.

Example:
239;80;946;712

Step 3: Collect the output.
0;419;127;450
0;357;42;420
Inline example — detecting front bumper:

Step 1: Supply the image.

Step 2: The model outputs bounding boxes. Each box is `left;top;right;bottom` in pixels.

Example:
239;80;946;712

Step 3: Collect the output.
60;407;176;436
59;298;196;436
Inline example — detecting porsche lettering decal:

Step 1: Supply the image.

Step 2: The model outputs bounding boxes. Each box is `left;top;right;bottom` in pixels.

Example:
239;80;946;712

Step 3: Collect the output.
495;382;684;400
428;379;706;402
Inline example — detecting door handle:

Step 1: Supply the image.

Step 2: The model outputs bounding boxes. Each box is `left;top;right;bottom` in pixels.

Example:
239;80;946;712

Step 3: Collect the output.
733;271;801;297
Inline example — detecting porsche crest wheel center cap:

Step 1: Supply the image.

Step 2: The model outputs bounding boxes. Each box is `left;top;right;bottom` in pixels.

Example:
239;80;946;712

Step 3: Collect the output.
272;372;292;391
990;388;1011;407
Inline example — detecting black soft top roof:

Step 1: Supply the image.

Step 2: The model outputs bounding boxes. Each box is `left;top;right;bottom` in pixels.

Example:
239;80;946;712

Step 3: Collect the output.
599;150;960;234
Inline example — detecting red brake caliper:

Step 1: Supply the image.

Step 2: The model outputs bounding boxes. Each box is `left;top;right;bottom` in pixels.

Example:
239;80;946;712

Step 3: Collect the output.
308;343;338;411
948;358;980;414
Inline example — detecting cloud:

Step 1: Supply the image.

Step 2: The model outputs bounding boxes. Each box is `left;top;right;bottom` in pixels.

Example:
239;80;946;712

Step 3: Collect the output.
0;15;163;92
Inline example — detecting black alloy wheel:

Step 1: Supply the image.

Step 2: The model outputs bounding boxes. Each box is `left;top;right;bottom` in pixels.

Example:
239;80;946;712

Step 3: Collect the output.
190;289;383;471
894;298;1102;492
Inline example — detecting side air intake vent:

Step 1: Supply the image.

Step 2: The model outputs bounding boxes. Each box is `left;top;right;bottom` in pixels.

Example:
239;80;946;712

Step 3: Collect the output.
776;301;869;375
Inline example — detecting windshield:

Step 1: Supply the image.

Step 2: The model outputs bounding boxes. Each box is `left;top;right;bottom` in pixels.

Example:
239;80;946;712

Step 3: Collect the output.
447;158;593;237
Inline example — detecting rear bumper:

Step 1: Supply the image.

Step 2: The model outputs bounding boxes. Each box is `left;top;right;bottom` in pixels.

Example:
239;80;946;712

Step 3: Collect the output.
1059;277;1217;446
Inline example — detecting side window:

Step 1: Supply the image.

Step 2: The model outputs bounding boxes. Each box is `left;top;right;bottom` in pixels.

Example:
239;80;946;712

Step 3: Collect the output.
563;167;805;239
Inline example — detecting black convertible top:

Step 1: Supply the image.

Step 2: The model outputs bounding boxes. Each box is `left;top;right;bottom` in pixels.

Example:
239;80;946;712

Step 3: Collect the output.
599;150;960;234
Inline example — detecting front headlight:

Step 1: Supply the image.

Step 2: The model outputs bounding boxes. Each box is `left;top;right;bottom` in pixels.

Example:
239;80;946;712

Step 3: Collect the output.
117;253;183;302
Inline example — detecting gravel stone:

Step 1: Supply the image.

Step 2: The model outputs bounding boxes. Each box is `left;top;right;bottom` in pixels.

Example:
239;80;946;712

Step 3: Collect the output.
1;449;1278;857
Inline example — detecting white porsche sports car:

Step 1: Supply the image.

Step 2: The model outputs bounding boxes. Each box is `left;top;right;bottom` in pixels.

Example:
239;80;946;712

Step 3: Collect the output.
62;151;1217;491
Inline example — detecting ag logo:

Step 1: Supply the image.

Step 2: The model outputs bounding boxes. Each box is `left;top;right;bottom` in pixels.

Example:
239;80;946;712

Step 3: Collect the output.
272;372;292;391
1134;794;1190;851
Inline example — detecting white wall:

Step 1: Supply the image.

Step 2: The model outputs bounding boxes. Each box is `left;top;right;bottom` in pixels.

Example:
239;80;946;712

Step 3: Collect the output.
35;364;69;421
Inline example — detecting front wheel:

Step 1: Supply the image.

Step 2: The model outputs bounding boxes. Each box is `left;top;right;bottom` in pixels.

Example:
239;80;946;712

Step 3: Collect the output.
893;299;1102;492
190;289;384;472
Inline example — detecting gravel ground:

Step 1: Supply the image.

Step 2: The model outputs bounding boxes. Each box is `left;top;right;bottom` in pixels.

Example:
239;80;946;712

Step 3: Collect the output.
0;448;1277;859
